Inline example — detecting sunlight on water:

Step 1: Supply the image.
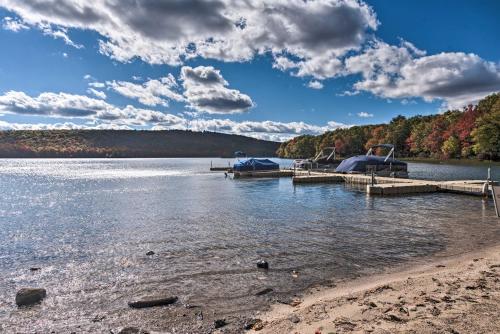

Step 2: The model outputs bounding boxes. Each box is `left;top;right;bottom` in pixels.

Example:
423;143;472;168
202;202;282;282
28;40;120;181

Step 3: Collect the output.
0;158;498;332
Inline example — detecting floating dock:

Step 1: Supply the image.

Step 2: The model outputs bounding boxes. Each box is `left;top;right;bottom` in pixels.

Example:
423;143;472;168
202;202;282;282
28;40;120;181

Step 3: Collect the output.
209;167;233;172
293;172;495;197
233;169;294;179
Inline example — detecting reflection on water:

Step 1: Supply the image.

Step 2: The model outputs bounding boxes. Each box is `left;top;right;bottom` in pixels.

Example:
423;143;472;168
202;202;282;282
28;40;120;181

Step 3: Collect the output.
0;158;498;332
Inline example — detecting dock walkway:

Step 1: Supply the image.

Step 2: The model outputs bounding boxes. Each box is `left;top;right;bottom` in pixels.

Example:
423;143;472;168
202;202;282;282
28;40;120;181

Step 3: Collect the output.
293;172;494;197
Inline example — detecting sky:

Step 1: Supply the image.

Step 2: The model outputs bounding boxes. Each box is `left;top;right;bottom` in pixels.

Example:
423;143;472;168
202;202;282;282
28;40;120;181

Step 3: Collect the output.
0;0;499;141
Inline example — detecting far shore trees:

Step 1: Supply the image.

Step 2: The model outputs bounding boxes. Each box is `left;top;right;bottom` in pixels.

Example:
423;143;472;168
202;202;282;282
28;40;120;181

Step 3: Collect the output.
277;93;500;161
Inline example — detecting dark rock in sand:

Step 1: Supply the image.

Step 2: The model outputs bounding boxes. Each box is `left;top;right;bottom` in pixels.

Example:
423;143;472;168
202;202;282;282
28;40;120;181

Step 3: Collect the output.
214;319;226;329
384;313;405;322
128;296;178;308
256;260;269;269
118;327;149;334
289;315;300;323
146;251;155;256
29;267;41;272
255;288;273;296
15;288;46;306
244;318;262;330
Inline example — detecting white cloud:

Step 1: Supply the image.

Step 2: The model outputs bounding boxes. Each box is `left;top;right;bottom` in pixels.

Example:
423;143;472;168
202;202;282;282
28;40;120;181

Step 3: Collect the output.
2;16;28;32
345;40;500;108
39;24;83;49
87;88;106;99
0;0;377;71
180;66;254;114
307;80;324;89
0;89;348;141
0;90;185;127
88;82;105;88
357;111;373;118
106;74;184;107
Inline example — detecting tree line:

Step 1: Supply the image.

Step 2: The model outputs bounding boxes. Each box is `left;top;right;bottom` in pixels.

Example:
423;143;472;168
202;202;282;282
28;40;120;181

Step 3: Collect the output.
0;130;280;158
277;93;500;161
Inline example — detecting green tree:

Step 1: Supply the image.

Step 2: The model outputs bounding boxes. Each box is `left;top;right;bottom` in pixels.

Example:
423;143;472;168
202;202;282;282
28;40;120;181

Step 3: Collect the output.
472;99;500;159
441;136;461;158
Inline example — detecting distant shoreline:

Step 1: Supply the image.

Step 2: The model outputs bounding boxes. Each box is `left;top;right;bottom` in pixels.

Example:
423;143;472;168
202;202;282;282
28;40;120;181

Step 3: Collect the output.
402;157;500;166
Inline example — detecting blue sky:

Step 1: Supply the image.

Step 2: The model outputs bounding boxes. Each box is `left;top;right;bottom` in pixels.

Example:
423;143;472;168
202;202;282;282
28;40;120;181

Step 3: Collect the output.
0;0;499;141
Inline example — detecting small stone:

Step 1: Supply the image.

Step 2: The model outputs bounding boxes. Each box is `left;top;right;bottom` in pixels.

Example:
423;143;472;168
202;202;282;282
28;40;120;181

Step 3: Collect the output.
368;301;377;308
92;315;106;323
384;313;405;322
118;327;149;334
253;320;265;331
430;306;441;316
214;319;226;329
244;319;264;330
257;260;269;269
15;288;47;306
289;315;300;323
255;288;273;296
128;296;178;308
292;270;299;278
29;267;41;272
146;251;155;256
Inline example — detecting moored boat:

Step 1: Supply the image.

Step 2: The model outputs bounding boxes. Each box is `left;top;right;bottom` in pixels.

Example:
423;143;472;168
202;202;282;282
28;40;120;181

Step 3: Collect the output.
335;144;408;178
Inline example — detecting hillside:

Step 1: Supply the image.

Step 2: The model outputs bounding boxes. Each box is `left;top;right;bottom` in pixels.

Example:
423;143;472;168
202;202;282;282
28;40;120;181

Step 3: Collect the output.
278;93;500;161
0;130;280;158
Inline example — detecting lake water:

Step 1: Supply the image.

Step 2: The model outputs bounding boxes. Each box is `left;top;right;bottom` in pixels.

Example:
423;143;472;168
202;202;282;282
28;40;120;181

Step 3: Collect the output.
0;158;499;333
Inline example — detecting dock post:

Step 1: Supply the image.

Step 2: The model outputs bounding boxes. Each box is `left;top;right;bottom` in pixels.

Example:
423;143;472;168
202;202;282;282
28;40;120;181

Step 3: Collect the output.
371;171;375;186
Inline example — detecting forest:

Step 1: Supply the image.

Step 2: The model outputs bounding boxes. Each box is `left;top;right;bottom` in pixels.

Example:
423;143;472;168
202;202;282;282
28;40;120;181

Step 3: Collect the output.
0;129;280;158
277;93;500;161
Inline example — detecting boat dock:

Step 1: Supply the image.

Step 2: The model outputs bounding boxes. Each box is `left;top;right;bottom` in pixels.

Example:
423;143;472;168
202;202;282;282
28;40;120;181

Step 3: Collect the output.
293;172;494;197
210;163;495;197
233;169;294;178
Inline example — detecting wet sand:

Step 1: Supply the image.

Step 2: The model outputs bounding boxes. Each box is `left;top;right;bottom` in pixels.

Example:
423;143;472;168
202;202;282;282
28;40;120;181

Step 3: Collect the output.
247;243;500;334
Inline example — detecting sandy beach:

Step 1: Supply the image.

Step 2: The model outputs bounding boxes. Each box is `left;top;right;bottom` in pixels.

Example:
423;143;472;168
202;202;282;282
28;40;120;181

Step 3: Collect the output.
246;244;500;334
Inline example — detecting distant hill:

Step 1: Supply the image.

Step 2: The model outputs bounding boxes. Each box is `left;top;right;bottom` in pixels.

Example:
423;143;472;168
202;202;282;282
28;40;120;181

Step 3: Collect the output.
0;130;280;158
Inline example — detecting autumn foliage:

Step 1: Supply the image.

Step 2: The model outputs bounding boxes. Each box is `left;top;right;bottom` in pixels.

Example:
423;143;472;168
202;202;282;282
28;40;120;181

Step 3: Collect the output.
277;93;500;161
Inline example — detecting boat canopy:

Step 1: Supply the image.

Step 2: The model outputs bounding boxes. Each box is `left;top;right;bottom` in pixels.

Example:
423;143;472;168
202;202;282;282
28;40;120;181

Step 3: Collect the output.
233;158;279;172
335;155;407;173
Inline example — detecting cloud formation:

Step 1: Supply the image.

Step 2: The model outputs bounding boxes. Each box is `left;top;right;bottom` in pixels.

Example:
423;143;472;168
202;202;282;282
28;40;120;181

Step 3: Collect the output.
0;0;377;67
0;89;347;140
357;112;373;118
106;74;183;107
180;66;254;114
0;0;499;117
0;91;185;127
2;16;28;31
345;40;500;108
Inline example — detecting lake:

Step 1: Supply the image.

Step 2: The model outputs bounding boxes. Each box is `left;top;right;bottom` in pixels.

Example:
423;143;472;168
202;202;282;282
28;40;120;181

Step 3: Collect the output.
0;158;499;333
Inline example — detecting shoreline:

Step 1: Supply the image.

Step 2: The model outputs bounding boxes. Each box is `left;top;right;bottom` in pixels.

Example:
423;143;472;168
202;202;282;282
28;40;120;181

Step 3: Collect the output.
247;243;500;333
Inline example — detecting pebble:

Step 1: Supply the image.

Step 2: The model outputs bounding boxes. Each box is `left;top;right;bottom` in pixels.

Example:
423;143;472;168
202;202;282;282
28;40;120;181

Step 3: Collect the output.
146;251;155;256
289;315;300;323
15;288;47;307
214;319;226;329
255;288;273;296
29;267;41;272
118;327;149;334
257;260;269;269
128;296;178;308
244;318;262;330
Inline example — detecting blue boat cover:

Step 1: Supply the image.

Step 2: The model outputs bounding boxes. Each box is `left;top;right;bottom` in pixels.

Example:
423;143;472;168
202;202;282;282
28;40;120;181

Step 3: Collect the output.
335;155;407;173
233;158;279;172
